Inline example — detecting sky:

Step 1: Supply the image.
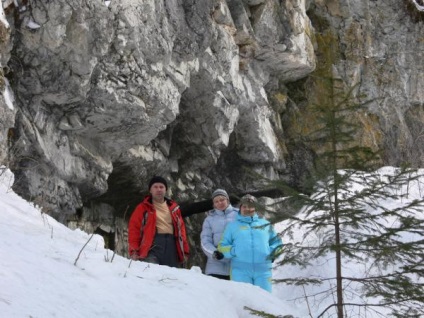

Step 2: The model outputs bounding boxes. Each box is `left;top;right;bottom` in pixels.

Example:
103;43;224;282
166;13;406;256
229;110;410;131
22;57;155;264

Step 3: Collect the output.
1;166;423;318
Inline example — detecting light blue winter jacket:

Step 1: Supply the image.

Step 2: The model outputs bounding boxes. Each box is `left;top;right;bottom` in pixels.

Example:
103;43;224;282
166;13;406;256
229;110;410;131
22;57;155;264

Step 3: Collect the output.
218;213;283;272
200;205;238;275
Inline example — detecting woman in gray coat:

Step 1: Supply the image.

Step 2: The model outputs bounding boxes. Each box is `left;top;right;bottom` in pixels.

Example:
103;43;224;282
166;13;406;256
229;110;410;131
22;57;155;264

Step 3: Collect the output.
200;189;238;280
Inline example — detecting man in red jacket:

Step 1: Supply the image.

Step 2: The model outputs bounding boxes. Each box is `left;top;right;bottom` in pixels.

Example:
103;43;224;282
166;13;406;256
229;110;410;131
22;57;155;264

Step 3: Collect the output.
128;176;190;267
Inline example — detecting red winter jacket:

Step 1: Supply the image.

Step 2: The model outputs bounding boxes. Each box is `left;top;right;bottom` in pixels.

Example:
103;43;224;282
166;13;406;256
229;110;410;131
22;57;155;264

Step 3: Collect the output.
128;195;190;263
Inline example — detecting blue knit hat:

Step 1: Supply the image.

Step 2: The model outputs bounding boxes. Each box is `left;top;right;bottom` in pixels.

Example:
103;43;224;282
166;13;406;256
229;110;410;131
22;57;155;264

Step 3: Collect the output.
148;176;168;190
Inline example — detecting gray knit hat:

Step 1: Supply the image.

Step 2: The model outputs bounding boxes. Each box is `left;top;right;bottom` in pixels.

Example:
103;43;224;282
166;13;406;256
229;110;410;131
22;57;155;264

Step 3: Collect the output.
211;189;229;200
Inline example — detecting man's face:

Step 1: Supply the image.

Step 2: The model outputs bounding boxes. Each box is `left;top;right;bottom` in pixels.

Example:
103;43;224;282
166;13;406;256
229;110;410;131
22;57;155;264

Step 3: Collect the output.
213;195;229;211
150;183;166;202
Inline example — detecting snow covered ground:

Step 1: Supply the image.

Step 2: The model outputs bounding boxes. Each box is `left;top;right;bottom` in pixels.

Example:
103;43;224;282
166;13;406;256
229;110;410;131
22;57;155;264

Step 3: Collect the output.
1;166;423;317
0;167;296;318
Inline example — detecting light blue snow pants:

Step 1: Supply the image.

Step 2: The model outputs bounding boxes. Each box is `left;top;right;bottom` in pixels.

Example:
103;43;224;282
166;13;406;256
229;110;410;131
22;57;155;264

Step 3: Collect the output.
231;264;273;292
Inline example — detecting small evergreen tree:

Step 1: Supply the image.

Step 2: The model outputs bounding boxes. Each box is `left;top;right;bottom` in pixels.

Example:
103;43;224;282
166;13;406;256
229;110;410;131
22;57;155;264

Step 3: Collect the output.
271;75;424;318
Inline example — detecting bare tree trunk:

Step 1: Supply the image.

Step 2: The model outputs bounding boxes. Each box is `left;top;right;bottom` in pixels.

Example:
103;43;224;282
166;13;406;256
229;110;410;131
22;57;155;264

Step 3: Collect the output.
335;212;344;318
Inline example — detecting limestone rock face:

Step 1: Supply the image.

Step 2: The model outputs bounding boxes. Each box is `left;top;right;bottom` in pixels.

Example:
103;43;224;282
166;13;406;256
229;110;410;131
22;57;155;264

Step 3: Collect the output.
1;0;315;222
307;0;424;166
0;0;423;258
0;3;14;166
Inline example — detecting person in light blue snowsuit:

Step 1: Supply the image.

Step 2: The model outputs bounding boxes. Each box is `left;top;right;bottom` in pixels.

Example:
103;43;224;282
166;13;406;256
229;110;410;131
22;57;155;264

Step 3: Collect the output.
200;189;238;280
218;194;283;292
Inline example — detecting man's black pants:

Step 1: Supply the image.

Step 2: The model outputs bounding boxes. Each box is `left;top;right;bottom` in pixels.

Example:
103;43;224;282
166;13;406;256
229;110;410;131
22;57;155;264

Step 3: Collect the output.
145;233;178;268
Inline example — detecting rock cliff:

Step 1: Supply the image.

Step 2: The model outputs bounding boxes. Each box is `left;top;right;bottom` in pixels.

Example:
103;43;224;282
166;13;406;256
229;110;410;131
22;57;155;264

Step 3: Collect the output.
0;0;423;259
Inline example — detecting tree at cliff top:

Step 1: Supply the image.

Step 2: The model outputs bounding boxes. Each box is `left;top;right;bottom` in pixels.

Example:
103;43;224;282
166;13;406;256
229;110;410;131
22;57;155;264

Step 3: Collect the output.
270;75;424;318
